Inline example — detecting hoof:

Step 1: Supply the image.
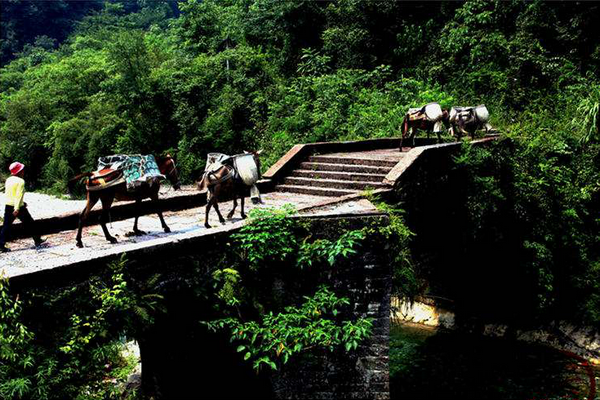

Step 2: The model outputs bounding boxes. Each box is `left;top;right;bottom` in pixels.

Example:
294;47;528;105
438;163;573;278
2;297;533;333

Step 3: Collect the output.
164;227;171;233
241;214;247;219
76;242;83;248
227;213;234;220
219;219;226;225
205;223;211;229
108;237;118;244
126;230;146;237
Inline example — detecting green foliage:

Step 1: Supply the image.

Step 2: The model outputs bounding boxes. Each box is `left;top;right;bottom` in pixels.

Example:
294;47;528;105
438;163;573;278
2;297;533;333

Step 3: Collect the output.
453;136;600;324
1;0;599;330
208;286;373;371
260;73;454;167
0;275;35;399
297;229;365;269
0;256;162;399
210;206;373;372
573;83;600;145
232;204;298;270
297;48;331;77
369;200;418;300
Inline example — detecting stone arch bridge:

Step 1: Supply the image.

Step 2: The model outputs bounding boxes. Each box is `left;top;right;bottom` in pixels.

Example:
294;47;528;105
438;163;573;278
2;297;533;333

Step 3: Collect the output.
2;136;497;399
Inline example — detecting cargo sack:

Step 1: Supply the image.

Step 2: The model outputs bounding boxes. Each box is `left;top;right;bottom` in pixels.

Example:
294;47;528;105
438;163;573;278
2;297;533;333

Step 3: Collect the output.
233;153;259;187
423;103;443;122
98;154;165;192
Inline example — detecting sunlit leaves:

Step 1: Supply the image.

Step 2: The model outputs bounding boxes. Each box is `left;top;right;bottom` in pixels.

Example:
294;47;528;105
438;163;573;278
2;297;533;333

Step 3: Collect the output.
207;286;373;372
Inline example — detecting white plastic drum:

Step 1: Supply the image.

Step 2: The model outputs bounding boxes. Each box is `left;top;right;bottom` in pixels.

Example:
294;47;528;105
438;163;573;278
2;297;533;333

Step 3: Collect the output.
424;103;443;122
234;154;259;186
474;105;489;122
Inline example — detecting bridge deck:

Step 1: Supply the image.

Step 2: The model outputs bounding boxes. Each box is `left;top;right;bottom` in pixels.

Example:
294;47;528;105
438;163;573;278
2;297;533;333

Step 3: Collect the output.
0;190;377;278
2;138;498;280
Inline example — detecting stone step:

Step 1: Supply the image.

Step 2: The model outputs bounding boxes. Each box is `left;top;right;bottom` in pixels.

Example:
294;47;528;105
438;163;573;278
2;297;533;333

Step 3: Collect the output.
275;185;358;197
299;162;392;175
283;177;389;191
308;155;398;168
290;169;387;183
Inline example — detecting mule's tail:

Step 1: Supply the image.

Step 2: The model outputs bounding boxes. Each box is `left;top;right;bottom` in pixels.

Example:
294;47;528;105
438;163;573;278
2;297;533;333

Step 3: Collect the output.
68;172;92;195
399;115;409;151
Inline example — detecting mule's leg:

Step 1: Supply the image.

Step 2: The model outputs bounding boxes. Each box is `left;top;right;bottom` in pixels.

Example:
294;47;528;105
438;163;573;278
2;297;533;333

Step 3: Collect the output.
99;195;118;244
449;125;457;141
132;199;147;236
205;188;214;229
240;195;247;219
399;119;408;151
227;197;238;219
150;193;170;233
212;200;226;225
209;184;226;225
76;192;99;248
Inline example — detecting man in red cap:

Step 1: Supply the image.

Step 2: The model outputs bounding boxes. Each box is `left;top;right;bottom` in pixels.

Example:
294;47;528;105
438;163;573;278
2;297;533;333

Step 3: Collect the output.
0;162;45;252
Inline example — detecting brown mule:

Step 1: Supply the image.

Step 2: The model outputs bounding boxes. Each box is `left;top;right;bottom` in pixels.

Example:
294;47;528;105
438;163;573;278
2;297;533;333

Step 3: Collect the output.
399;106;450;150
196;152;261;229
69;155;181;248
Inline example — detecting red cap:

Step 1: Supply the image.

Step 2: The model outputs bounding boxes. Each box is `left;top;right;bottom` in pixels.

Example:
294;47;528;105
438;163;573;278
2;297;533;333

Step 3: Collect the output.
9;162;24;176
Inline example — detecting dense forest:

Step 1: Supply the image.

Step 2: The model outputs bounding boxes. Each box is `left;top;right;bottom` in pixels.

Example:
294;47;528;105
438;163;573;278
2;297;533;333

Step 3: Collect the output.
1;0;598;330
0;0;599;398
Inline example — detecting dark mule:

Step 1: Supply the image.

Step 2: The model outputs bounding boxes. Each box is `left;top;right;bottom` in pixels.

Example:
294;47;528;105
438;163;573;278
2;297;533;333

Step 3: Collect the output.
196;152;261;229
400;103;450;150
448;105;493;140
68;155;181;248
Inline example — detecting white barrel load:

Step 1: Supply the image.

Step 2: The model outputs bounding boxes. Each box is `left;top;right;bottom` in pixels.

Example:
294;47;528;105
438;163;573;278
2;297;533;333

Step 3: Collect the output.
424;103;444;133
233;153;260;186
423;103;443;122
474;105;490;123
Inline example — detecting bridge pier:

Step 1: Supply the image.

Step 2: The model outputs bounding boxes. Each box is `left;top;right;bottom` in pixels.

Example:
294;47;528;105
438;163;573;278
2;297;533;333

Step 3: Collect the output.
128;215;392;399
7;214;391;399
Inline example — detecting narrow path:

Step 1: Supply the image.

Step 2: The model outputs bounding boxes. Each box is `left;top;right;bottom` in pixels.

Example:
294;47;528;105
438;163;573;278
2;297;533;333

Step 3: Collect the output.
0;190;377;278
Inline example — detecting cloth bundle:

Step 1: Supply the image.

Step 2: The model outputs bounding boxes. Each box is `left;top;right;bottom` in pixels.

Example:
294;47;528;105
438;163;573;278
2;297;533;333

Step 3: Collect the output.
98;155;165;191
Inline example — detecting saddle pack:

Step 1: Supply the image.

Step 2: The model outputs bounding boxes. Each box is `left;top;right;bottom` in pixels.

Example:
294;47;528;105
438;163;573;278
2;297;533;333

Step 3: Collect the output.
93;154;165;191
407;103;444;122
406;103;445;133
87;169;125;191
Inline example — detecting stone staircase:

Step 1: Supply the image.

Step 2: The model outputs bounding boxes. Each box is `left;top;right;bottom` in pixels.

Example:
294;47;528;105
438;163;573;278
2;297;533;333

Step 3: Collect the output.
275;154;399;197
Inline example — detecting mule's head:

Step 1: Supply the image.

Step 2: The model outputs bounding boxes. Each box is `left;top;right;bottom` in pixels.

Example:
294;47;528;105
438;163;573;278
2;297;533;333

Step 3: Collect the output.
441;109;451;129
158;154;181;190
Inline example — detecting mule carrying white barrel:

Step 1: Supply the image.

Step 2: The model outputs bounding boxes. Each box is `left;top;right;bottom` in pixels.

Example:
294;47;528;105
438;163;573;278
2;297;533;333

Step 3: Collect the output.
449;105;493;138
204;152;262;203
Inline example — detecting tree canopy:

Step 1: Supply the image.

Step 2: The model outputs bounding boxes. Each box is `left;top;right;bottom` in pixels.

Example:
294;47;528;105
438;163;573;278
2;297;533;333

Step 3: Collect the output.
0;0;599;326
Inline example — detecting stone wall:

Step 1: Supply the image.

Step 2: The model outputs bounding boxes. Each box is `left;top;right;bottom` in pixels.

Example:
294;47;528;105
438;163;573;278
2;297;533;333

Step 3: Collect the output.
271;219;391;399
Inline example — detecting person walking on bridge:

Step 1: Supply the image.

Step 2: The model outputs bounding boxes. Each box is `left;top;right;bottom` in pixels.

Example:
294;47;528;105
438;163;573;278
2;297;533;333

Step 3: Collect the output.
0;162;46;253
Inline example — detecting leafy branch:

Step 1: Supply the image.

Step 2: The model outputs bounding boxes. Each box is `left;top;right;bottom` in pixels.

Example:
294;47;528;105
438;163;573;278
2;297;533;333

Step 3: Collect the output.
206;286;373;372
